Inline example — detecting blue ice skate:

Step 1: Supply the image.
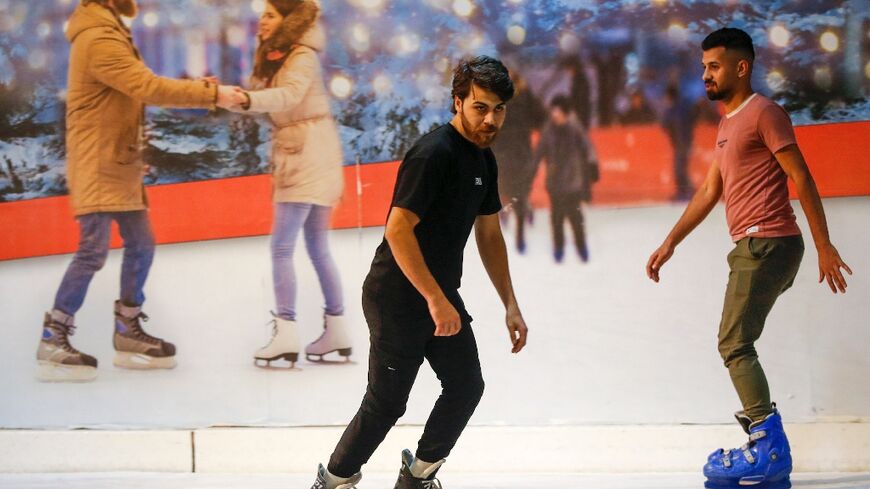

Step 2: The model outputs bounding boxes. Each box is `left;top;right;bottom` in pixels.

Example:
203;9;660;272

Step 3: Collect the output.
703;407;792;489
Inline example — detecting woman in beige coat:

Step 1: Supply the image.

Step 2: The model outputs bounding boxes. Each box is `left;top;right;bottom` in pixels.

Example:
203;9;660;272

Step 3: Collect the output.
239;0;351;368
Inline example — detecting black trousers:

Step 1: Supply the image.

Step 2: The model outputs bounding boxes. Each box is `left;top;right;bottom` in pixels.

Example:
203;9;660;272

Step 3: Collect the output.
328;292;485;477
550;192;586;255
512;195;530;248
672;141;692;198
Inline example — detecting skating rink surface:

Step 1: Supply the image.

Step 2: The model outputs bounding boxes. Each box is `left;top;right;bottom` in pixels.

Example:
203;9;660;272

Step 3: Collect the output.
2;472;870;489
2;198;868;429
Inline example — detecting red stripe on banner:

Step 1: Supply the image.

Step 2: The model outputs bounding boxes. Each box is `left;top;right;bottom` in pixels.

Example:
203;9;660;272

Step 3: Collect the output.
1;121;868;261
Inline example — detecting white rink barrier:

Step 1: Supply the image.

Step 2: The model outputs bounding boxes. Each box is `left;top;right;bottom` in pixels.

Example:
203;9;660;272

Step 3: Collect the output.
1;423;869;473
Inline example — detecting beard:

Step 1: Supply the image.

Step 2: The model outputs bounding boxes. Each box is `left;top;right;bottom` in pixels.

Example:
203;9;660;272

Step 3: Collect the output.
705;81;728;101
459;110;499;148
113;0;138;18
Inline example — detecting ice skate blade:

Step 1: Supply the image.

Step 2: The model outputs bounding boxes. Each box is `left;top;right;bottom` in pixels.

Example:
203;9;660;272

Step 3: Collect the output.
254;355;302;370
305;347;353;364
253;361;302;371
113;352;177;370
705;476;791;489
36;361;97;382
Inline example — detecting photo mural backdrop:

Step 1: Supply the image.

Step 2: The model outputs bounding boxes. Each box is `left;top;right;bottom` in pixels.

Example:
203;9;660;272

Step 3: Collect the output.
0;0;867;202
0;0;869;430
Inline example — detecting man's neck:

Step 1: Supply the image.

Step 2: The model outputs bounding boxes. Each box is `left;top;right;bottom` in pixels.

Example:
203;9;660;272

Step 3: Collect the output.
449;117;474;144
722;85;755;114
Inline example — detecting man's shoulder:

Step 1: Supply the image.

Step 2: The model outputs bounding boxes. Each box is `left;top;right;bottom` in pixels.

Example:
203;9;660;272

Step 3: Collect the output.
750;94;786;114
407;124;455;160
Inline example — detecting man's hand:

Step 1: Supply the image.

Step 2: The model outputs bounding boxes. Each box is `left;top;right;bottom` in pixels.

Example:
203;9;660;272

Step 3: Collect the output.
506;306;528;354
216;85;247;109
429;295;461;337
817;243;852;293
646;242;675;283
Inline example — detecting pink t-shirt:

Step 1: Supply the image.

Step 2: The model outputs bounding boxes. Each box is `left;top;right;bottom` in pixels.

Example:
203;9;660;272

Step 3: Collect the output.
715;94;801;242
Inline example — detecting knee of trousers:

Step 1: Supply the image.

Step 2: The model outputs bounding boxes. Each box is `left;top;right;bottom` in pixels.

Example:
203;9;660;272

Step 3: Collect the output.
127;235;156;256
305;246;332;266
445;374;485;405
360;393;408;423
73;246;110;271
719;342;759;369
361;398;408;425
270;241;297;260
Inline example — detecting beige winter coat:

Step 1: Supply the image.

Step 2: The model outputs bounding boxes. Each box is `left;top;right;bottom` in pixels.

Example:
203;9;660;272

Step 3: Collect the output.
245;18;344;206
64;3;217;216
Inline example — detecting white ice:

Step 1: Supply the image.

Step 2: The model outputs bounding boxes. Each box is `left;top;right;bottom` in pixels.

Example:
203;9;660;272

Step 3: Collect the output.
0;198;868;429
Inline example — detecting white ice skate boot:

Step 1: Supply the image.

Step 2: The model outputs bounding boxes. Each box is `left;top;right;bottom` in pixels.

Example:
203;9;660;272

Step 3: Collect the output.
305;313;353;363
255;315;300;368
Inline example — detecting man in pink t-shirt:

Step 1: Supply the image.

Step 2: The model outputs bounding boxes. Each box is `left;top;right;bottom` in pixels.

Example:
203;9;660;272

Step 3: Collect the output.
645;28;852;489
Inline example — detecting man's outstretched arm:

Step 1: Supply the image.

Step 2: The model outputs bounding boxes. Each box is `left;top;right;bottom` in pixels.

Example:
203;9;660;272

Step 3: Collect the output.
474;213;527;353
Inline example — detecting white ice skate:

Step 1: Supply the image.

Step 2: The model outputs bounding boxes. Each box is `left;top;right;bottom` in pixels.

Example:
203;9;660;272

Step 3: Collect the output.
255;316;300;368
305;314;353;363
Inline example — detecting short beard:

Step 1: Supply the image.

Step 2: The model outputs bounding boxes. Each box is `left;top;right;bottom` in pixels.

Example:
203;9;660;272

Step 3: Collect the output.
459;110;498;148
113;0;138;18
705;84;729;101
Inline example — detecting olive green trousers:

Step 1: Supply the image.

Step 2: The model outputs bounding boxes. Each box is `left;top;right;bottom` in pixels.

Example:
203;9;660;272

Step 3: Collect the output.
717;235;804;421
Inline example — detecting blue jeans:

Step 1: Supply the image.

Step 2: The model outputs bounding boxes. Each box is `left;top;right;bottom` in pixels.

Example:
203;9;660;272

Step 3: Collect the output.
53;211;155;316
272;203;343;321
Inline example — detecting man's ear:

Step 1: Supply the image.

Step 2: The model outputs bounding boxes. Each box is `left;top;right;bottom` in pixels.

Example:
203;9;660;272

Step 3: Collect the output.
737;59;751;79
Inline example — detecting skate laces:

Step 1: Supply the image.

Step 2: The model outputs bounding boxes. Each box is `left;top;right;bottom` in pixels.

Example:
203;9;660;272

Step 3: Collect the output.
267;317;279;339
124;312;161;345
48;321;79;353
421;478;442;489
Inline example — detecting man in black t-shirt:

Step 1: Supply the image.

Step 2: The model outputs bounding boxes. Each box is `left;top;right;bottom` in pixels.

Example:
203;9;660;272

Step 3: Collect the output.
309;56;530;489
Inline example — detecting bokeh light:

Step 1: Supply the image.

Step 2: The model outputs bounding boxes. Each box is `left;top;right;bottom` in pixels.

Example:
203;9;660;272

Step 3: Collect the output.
507;25;526;45
330;75;353;99
350;24;370;52
667;23;688;43
142;12;159;28
250;0;265;14
452;0;474;17
769;25;790;48
820;31;839;52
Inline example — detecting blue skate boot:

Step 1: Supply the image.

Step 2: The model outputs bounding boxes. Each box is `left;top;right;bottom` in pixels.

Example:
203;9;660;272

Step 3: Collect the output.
703;406;792;489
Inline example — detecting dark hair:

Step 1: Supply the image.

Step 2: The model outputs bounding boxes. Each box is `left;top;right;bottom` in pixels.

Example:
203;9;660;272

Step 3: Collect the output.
450;55;515;114
252;0;313;84
549;95;572;114
268;0;303;17
701;27;755;64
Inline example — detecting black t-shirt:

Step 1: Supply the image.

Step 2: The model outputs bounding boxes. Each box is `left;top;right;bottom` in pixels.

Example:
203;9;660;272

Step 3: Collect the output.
363;123;502;317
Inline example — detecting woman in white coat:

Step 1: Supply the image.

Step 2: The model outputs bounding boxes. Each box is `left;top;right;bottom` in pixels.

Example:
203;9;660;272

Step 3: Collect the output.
239;0;351;367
